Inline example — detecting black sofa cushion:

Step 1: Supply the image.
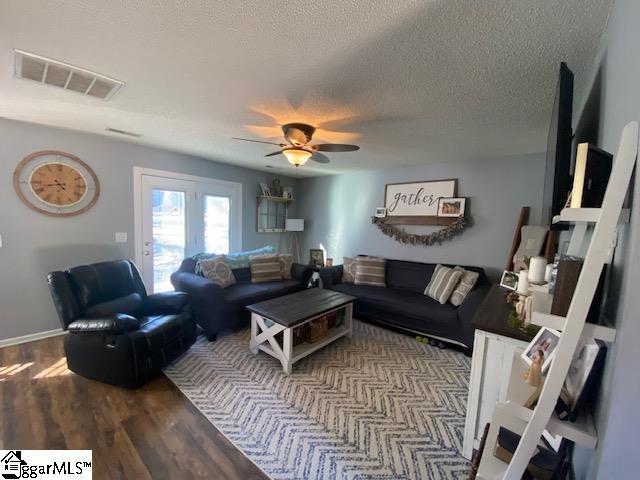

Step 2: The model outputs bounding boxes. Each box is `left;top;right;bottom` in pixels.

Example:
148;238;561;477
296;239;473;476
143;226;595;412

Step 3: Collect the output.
85;292;144;318
223;280;302;306
385;260;437;294
68;260;143;310
331;283;458;324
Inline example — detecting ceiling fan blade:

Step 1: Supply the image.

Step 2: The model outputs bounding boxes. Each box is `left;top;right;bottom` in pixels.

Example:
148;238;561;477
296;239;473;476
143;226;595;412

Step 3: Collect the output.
313;143;360;152
264;150;283;157
310;152;330;164
232;137;284;146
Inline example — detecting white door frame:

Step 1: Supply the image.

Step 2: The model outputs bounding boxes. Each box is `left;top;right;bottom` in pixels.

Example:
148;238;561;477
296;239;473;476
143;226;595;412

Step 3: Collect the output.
133;167;243;288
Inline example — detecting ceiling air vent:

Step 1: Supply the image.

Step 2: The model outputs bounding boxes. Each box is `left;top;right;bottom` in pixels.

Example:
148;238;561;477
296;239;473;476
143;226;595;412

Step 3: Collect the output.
14;49;124;100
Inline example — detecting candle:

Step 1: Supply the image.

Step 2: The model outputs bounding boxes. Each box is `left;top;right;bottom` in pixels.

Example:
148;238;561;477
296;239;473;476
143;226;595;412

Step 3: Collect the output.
528;256;546;284
517;272;530;294
545;263;553;283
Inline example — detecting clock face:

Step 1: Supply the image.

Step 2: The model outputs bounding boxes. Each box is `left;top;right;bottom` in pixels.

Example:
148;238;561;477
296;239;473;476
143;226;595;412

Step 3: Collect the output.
29;162;88;207
13;150;100;217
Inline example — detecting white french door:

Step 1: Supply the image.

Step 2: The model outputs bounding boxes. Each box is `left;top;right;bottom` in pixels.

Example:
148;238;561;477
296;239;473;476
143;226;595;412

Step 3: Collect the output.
134;168;242;293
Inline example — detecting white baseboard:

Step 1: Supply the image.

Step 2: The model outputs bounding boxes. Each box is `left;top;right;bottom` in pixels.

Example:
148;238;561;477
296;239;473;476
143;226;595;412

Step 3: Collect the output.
0;328;65;349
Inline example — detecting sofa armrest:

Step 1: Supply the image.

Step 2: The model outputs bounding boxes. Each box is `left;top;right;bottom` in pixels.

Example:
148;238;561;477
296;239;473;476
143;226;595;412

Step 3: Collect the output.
170;271;225;336
68;314;139;334
291;263;313;286
319;265;343;288
457;284;491;346
143;291;189;315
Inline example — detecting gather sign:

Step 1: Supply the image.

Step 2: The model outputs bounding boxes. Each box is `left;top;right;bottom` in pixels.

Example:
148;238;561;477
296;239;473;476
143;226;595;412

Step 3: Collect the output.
384;179;457;217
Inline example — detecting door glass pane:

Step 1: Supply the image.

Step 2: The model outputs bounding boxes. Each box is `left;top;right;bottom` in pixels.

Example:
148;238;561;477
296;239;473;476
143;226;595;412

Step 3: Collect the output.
204;195;230;254
152;189;186;292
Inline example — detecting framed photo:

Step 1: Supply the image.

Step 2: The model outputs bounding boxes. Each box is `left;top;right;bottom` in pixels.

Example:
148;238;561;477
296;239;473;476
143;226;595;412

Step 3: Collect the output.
565;338;606;421
309;249;324;267
283;187;294;200
384;179;457;217
499;270;519;291
259;182;271;196
437;197;466;217
374;207;387;218
521;327;561;373
325;258;334;267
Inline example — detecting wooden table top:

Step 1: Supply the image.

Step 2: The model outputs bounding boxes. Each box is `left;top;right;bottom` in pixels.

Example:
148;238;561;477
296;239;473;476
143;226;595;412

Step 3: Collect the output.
246;288;356;328
472;284;535;342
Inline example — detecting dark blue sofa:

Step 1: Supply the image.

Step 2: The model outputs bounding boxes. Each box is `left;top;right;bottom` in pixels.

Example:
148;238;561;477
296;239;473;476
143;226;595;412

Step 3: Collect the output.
171;258;313;340
319;259;490;349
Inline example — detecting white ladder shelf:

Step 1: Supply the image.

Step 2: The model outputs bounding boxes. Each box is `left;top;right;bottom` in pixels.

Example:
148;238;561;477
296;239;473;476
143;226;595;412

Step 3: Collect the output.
475;121;639;479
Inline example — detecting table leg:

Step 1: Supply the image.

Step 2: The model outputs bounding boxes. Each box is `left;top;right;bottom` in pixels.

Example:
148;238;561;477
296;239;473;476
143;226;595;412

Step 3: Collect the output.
282;327;293;374
250;313;259;354
345;303;354;338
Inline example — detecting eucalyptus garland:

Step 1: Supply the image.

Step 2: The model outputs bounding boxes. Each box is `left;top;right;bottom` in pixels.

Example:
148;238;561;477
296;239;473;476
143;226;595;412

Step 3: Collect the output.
371;216;469;246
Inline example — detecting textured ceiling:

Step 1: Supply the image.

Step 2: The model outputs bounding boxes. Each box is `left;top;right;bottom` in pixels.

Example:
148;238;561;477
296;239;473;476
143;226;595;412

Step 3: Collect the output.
0;0;612;176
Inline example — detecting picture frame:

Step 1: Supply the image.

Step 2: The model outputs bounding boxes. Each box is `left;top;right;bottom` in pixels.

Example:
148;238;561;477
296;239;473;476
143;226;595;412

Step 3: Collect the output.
437;197;466;217
499;270;519;291
564;338;607;421
259;182;271;196
374;207;387;218
521;327;561;373
309;249;324;267
325;258;334;267
283;187;294;200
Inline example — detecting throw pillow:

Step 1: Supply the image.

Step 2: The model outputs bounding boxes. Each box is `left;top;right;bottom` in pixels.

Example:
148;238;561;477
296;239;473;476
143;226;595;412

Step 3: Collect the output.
354;256;386;287
424;264;463;304
279;254;293;280
450;267;480;306
342;257;357;283
198;255;236;288
250;254;282;283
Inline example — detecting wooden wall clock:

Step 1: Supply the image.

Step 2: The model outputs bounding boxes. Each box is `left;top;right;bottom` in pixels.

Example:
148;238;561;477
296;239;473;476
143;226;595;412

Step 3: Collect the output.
13;150;100;217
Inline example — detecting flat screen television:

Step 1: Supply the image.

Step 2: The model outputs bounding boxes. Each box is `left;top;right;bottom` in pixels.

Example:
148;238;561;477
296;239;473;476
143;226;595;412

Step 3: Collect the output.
543;62;574;228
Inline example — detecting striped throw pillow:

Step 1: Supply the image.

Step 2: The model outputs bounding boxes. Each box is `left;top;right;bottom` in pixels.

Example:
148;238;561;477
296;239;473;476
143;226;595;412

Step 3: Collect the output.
450;267;479;306
342;257;357;283
354;256;386;287
424;264;463;304
279;254;293;280
249;255;282;283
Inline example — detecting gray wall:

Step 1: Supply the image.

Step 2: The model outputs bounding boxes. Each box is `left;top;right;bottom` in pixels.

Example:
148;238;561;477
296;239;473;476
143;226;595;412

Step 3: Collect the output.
572;0;640;477
296;153;546;280
0;118;296;341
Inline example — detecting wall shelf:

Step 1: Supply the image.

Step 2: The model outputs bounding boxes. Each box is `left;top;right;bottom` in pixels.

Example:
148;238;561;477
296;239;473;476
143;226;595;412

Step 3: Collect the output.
552;207;630;224
377;216;458;226
257;195;292;232
257;195;293;203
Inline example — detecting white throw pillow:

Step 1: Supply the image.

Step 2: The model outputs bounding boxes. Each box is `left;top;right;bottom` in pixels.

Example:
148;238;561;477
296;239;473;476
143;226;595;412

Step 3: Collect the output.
449;267;479;306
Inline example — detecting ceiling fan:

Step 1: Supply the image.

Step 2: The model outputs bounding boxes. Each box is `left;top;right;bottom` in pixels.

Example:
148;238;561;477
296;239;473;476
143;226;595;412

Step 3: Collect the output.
233;123;359;167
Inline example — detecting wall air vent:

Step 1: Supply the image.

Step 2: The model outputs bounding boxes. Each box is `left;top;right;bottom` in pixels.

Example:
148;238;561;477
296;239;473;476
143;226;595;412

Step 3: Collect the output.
14;49;124;101
106;128;142;138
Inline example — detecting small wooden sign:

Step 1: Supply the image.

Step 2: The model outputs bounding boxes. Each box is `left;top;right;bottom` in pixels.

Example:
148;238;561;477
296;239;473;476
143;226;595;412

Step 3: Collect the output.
383;179;457;224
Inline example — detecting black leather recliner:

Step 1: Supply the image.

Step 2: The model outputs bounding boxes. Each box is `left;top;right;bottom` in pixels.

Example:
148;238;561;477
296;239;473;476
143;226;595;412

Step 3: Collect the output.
47;259;197;388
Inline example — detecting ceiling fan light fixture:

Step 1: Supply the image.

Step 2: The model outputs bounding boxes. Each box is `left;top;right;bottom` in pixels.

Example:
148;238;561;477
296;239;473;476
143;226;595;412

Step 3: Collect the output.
283;148;312;167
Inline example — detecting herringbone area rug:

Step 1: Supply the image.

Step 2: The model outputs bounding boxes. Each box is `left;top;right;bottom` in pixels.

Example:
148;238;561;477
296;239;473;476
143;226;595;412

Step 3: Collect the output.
164;320;471;479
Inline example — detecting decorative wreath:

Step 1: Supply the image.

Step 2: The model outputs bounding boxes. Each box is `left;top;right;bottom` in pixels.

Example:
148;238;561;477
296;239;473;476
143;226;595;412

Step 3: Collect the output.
371;216;469;246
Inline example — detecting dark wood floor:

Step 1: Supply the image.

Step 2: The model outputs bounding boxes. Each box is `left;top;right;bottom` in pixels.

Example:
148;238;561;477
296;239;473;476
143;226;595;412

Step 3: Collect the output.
0;335;267;480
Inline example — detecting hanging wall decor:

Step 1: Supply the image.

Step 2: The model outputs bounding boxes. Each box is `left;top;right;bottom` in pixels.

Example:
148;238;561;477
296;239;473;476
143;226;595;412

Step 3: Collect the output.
371;215;468;246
